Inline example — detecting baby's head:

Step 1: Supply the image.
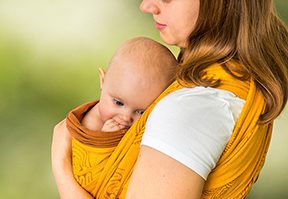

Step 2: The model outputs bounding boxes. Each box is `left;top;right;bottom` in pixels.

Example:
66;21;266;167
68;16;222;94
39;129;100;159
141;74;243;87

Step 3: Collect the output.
98;37;177;127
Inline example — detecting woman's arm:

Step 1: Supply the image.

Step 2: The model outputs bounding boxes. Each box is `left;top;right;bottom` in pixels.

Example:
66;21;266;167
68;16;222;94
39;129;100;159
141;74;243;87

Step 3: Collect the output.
125;146;205;199
51;119;93;199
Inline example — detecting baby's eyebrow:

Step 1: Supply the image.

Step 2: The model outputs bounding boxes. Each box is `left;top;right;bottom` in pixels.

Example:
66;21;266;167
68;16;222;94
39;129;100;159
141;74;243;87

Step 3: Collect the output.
114;97;125;104
110;92;125;102
113;97;123;101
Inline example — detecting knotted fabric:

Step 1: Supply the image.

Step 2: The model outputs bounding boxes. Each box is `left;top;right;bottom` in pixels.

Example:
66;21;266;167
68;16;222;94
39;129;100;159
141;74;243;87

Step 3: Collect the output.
66;62;272;198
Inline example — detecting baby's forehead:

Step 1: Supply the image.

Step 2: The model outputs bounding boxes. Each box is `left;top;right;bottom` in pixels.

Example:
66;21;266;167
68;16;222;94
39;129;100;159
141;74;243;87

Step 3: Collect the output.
106;62;167;91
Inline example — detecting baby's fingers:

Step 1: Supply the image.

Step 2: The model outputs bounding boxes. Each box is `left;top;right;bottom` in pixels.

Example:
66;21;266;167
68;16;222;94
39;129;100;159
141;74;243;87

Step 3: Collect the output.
102;119;126;132
113;116;130;127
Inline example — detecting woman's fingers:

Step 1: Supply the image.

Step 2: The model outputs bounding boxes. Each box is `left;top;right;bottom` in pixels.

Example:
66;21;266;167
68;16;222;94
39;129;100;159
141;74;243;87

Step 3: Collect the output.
51;119;94;199
51;119;72;171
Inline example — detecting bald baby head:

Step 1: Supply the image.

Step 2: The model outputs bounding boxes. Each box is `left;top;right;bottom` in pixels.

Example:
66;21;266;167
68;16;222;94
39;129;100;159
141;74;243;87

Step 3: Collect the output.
106;37;177;86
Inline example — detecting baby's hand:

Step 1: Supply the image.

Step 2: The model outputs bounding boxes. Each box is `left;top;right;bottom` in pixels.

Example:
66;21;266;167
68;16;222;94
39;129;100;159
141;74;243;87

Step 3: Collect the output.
101;118;127;132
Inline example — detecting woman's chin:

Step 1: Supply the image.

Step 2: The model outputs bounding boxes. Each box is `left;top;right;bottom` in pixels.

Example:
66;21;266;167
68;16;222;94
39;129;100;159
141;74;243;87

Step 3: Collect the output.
159;33;185;48
160;35;175;46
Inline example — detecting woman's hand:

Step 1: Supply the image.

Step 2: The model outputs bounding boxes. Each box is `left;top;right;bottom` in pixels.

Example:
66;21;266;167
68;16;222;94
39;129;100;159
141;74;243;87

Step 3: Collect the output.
51;119;72;176
51;119;93;199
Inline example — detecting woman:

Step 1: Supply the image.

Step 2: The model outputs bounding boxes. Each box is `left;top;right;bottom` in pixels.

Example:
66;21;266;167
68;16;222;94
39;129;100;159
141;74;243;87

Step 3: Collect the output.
52;0;288;198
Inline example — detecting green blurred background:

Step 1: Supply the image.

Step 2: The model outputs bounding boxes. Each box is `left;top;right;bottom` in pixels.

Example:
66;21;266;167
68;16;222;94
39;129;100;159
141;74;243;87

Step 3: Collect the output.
0;0;287;198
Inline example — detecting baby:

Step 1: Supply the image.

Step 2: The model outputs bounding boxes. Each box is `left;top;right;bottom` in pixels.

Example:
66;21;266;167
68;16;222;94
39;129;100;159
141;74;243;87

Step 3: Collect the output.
80;37;177;132
66;37;177;196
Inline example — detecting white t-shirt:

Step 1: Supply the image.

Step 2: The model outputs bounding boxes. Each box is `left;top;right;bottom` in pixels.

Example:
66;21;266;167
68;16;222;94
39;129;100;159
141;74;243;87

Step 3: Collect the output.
141;86;245;180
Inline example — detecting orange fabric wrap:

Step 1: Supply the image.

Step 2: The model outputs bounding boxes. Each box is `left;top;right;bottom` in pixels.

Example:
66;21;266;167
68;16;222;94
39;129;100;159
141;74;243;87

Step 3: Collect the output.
67;100;126;148
66;62;272;198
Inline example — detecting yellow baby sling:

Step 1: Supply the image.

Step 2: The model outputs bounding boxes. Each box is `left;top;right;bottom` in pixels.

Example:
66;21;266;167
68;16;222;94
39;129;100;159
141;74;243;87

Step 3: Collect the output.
66;62;272;198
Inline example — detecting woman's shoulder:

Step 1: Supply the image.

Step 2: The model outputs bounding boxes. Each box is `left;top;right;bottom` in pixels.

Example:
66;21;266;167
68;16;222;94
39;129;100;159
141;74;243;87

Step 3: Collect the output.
146;86;244;136
152;86;245;123
142;86;245;179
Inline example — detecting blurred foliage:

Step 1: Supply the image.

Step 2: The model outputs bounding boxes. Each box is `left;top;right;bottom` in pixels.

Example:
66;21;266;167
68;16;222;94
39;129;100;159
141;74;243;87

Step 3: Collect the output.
0;0;287;198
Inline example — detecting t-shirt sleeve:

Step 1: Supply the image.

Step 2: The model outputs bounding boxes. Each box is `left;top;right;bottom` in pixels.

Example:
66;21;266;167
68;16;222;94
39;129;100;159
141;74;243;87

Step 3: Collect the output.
141;88;237;180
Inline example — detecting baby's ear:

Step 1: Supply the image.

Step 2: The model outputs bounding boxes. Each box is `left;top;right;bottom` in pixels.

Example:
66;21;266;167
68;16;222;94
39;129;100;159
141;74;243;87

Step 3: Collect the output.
98;67;106;89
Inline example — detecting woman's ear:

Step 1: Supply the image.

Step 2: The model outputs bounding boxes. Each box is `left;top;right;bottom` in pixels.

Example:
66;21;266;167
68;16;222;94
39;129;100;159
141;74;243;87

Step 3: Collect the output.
98;67;106;89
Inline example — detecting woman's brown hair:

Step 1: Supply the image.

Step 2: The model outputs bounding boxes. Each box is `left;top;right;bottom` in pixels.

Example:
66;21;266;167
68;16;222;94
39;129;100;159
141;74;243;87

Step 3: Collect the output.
178;0;288;123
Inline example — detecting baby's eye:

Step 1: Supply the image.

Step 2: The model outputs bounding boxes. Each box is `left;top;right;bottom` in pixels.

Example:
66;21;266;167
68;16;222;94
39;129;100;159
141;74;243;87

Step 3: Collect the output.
113;98;124;106
136;110;145;115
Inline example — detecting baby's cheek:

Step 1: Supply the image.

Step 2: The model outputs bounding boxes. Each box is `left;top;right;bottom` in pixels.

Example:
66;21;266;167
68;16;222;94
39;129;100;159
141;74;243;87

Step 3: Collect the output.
98;104;115;122
133;115;142;122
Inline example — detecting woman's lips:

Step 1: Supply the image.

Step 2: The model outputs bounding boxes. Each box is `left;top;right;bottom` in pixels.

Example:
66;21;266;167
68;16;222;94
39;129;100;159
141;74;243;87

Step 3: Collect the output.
155;22;166;30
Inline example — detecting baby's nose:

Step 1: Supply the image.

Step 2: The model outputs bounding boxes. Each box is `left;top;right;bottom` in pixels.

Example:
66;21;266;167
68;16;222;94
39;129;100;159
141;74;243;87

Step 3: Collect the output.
122;114;133;124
